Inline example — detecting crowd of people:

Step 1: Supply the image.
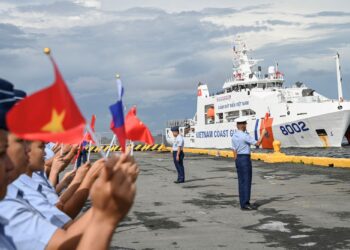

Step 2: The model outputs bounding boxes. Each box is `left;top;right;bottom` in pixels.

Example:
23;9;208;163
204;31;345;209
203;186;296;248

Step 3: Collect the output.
0;78;139;250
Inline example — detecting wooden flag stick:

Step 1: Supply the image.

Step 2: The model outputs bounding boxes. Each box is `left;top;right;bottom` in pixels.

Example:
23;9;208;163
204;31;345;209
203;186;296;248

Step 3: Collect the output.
106;135;116;158
87;140;92;161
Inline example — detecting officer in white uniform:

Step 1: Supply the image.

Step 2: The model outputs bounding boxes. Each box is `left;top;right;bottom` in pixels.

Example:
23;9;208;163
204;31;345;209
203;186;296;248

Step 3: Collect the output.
171;126;185;183
231;117;266;210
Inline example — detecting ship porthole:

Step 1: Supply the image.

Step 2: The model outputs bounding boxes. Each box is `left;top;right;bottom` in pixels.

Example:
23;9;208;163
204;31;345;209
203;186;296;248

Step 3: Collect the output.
287;111;290;115
338;105;343;110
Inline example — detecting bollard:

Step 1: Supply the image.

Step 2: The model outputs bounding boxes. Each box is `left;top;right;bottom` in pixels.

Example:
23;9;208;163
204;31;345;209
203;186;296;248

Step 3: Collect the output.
273;140;281;153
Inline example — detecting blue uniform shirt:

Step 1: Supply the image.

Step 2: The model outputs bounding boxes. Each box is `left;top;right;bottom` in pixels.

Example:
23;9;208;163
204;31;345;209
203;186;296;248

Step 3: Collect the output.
12;174;71;227
0;184;58;250
172;135;184;151
231;130;257;155
32;171;59;205
0;216;16;250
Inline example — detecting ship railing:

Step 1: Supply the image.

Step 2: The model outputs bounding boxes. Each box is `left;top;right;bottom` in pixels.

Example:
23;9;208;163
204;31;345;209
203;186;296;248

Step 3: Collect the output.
166;119;194;128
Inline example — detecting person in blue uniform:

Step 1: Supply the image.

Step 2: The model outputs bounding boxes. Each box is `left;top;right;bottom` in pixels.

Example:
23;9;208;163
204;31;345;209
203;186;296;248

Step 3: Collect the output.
0;79;17;250
171;126;185;183
77;141;88;167
0;78;139;250
231;117;267;211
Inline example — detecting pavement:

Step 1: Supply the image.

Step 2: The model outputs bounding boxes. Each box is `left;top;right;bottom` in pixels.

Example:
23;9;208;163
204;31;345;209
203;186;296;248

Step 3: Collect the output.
109;152;350;250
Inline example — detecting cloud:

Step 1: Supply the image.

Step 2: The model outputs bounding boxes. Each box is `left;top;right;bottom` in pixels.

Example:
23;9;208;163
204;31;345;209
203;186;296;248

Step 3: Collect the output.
16;1;88;15
265;20;300;26
0;23;34;49
306;11;350;17
0;1;350;133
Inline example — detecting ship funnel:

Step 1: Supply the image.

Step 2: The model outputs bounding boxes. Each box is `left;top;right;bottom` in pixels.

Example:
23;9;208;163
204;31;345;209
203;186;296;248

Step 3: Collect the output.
197;84;209;98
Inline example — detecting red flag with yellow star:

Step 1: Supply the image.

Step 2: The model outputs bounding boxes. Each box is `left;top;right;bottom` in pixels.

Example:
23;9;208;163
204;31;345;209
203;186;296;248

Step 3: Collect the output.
125;106;154;145
6;52;86;144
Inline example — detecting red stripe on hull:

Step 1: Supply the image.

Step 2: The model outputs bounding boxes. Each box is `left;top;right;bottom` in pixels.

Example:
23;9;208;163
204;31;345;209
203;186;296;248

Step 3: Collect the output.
260;116;274;149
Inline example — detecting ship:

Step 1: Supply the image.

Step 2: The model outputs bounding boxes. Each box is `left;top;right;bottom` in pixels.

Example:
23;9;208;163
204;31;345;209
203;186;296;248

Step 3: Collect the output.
165;37;350;149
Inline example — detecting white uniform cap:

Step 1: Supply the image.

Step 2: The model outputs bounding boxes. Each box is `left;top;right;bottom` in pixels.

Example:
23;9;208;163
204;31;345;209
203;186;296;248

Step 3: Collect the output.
236;117;248;124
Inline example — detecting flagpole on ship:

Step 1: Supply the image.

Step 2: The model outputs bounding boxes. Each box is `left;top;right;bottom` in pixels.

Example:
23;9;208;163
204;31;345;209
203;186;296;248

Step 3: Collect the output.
335;52;344;104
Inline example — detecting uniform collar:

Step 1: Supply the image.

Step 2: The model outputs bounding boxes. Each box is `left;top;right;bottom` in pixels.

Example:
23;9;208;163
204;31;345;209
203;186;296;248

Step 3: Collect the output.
17;174;41;191
33;171;53;189
6;184;24;199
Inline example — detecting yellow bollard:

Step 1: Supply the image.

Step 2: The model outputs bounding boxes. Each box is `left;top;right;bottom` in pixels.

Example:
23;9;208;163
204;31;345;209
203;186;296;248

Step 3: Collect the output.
273;140;281;153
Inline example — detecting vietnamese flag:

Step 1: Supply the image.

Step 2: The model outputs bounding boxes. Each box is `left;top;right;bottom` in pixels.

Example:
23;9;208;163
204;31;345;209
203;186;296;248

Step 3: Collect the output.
6;52;86;144
125;106;154;145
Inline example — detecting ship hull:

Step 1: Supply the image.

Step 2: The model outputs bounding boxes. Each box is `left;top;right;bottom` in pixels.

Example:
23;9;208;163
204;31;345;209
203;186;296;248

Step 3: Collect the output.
166;106;350;149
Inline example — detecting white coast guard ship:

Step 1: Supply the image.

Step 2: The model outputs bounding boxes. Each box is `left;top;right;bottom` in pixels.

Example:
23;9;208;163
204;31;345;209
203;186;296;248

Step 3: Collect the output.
165;37;350;149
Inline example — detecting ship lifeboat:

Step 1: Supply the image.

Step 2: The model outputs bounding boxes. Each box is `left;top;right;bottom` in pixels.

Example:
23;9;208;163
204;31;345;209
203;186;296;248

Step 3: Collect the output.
207;107;215;118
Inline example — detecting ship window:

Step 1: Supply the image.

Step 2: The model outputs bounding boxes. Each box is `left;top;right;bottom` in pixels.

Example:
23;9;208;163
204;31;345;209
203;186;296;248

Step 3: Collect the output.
225;110;240;122
216;113;223;123
242;109;256;116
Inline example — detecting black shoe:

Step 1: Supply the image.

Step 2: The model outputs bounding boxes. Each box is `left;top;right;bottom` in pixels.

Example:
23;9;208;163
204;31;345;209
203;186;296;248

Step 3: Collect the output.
241;204;256;211
174;180;185;184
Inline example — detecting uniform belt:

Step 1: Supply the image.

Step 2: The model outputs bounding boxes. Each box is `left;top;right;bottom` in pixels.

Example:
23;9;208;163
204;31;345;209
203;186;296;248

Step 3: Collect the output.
237;154;250;156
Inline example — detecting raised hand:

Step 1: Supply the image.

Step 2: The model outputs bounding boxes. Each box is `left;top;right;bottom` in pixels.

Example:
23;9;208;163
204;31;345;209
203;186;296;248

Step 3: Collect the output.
90;154;137;226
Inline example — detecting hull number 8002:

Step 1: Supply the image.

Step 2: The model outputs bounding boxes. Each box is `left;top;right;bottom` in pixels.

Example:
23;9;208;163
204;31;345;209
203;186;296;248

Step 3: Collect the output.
280;121;309;136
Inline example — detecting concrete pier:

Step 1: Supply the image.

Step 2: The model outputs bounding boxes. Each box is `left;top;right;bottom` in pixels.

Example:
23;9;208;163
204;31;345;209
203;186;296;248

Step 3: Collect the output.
110;152;350;249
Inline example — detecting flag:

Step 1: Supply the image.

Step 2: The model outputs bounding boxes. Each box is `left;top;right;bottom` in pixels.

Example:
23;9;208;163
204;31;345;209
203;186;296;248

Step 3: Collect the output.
109;77;126;151
125;106;154;145
86;114;96;143
6;53;86;144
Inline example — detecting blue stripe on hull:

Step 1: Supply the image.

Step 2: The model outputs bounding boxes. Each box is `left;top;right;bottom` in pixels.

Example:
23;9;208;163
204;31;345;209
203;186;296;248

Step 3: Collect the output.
254;119;260;141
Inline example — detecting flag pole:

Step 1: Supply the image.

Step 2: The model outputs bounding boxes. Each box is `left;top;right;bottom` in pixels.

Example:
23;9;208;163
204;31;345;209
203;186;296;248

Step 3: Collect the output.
86;125;106;159
130;140;134;156
87;140;92;161
106;135;116;158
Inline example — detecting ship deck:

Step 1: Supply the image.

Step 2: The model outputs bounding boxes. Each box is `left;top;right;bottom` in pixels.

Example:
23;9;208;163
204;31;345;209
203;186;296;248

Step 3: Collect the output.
105;152;350;249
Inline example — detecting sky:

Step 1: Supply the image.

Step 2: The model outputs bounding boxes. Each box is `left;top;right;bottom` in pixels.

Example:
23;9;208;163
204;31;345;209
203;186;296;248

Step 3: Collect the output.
1;0;350;134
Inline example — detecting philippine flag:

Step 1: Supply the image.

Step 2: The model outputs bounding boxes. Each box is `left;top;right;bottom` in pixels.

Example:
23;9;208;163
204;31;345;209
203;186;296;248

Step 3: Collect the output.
109;76;126;151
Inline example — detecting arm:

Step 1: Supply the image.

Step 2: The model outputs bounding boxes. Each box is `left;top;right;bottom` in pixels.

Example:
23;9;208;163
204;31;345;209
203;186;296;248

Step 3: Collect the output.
49;145;79;187
175;137;184;161
75;210;116;250
56;170;76;194
49;155;66;187
57;161;104;219
46;208;94;250
232;150;237;160
254;129;267;147
76;154;137;250
176;146;181;161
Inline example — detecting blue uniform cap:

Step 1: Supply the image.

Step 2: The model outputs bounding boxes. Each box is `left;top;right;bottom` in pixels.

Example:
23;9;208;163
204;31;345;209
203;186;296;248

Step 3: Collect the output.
14;89;27;102
171;126;179;132
0;78;16;130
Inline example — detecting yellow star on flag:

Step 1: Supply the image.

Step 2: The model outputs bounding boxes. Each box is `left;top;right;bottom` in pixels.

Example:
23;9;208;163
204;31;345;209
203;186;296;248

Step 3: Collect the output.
42;109;66;133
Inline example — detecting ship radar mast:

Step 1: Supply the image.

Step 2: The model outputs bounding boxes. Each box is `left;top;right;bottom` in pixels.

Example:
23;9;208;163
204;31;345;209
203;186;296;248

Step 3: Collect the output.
232;36;263;81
